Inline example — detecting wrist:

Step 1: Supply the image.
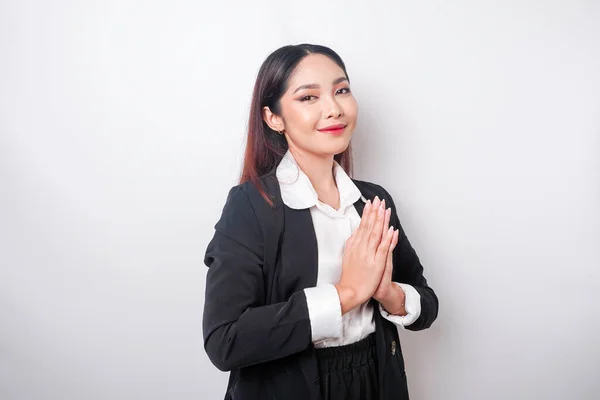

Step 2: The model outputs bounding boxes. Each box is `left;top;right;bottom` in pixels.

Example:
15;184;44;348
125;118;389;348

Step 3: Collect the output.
380;284;407;316
334;283;360;315
373;281;395;303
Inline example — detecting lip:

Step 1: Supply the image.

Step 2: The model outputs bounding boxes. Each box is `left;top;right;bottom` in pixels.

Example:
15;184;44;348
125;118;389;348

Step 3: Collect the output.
318;124;347;136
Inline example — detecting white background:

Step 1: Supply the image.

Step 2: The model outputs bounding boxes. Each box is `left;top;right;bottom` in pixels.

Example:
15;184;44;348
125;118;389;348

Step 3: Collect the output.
1;1;599;399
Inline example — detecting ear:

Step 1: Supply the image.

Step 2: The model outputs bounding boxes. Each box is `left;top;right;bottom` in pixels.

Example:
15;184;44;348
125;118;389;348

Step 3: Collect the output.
262;106;285;133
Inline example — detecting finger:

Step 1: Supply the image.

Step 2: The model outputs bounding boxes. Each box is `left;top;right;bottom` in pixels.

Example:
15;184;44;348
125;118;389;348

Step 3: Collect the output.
384;229;399;280
366;196;381;229
377;207;392;255
375;225;394;268
368;201;387;253
353;199;373;243
357;196;380;245
390;228;400;252
383;206;391;232
385;251;393;280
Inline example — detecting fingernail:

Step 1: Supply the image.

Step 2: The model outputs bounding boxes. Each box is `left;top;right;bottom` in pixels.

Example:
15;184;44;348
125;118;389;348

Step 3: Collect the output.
388;226;394;234
381;199;386;209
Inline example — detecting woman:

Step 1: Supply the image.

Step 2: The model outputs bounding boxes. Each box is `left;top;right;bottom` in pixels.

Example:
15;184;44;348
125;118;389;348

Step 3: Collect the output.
203;44;438;400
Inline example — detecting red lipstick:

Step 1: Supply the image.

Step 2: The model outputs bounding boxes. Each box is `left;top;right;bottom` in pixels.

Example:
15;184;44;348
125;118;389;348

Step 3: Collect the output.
318;124;346;136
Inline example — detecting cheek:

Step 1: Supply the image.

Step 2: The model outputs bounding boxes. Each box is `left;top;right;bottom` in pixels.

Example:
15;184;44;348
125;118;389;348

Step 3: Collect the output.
288;104;321;130
344;98;359;122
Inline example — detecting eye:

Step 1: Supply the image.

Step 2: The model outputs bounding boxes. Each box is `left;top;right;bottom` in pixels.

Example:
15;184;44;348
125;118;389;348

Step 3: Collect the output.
336;87;351;95
300;95;317;102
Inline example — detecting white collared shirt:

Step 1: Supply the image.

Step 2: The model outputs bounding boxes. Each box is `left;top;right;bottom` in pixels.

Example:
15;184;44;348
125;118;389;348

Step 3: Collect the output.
276;150;421;348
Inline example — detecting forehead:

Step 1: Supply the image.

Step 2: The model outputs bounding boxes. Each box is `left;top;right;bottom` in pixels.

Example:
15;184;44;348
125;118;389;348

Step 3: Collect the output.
287;54;346;88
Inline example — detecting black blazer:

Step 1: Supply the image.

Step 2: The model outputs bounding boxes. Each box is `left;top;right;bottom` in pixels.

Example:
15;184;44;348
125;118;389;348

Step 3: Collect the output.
203;170;438;400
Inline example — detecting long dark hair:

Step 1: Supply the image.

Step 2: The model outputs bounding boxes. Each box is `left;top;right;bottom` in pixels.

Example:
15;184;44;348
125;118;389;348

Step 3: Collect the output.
240;44;354;206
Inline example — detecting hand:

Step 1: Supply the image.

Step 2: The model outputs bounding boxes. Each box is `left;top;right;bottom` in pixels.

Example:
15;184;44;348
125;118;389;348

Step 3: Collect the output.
373;226;400;303
335;196;395;314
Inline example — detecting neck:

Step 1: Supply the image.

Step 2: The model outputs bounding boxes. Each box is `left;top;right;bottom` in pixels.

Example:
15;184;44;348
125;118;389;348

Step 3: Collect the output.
288;148;336;195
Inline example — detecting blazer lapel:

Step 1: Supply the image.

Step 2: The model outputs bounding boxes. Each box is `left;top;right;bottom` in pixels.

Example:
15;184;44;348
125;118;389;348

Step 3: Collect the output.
353;198;366;217
278;206;319;297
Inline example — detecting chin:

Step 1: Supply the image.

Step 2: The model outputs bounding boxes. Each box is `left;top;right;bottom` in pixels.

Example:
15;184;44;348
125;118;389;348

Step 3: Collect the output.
320;139;351;157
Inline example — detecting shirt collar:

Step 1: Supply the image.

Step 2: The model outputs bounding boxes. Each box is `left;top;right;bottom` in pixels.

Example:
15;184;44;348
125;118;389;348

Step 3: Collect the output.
276;150;367;210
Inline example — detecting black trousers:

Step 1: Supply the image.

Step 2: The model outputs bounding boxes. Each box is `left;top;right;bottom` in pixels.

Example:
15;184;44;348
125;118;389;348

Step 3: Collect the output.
315;334;379;400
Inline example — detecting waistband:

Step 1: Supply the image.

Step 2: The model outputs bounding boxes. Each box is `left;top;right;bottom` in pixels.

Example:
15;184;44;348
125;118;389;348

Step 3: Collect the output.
315;333;376;361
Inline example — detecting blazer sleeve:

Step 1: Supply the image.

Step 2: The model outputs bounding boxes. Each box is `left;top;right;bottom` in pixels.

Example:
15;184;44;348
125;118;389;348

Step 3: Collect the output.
378;184;439;331
202;185;312;371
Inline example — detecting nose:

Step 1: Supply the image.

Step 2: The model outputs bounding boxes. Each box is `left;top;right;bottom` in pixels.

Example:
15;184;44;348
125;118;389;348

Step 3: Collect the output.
323;95;342;119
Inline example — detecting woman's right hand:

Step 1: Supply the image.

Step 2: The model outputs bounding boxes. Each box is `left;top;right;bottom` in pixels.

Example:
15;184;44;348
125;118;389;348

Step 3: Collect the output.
335;196;395;314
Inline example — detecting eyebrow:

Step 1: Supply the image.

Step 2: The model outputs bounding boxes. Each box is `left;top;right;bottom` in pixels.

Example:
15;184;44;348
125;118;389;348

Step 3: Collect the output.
292;76;349;94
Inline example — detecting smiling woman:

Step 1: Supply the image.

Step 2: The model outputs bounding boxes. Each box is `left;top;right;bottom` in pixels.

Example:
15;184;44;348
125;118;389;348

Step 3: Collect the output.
240;45;358;209
202;44;439;400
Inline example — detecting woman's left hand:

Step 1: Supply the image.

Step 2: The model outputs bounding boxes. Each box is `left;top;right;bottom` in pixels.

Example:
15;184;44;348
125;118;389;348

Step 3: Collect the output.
372;223;400;304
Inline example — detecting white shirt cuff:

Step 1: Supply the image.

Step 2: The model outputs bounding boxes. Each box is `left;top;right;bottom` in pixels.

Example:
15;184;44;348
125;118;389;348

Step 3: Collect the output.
379;283;422;328
304;284;343;343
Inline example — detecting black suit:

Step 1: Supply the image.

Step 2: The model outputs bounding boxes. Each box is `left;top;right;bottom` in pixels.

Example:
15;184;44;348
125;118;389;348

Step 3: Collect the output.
203;170;439;399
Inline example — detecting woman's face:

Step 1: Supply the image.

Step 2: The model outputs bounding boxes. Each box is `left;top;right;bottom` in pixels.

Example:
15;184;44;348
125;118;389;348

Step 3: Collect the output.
269;54;358;158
